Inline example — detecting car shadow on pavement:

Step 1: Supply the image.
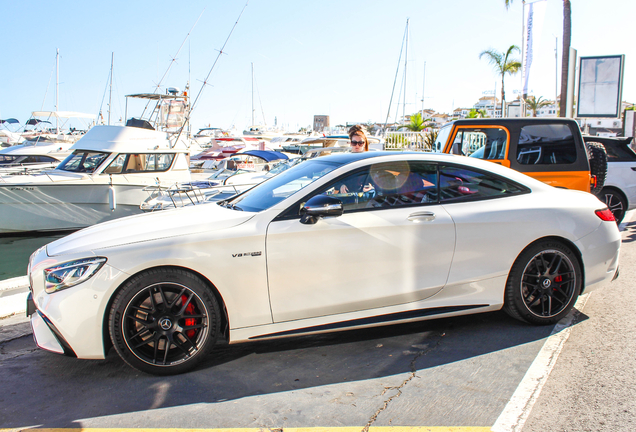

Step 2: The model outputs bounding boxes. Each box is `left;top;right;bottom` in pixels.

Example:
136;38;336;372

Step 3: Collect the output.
620;220;636;243
0;309;560;428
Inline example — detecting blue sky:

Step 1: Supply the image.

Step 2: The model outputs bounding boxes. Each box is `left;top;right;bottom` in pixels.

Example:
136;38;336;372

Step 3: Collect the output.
1;0;635;132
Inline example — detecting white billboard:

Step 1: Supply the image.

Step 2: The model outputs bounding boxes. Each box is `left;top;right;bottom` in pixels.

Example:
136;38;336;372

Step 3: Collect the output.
577;55;625;118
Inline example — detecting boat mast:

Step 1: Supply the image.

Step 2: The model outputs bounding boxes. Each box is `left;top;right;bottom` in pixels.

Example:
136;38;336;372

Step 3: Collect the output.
402;19;408;125
421;61;426;117
251;62;255;126
55;48;59;134
108;52;114;125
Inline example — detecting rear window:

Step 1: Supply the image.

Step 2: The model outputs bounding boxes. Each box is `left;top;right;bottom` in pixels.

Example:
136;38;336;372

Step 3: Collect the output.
602;141;636;161
517;124;577;165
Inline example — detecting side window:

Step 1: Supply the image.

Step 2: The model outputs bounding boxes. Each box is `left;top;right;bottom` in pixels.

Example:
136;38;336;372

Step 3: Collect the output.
439;165;527;202
517;124;577;165
451;128;508;160
123;153;175;173
103;154;127;174
314;161;438;212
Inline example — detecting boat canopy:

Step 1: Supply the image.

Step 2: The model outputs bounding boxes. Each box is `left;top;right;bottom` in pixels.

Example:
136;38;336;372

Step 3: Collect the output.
26;119;52;126
241;150;288;162
30;111;97;119
126;93;187;100
0;118;20;124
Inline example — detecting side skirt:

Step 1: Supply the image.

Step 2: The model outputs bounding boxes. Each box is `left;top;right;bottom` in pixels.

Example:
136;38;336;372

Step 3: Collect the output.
248;304;489;340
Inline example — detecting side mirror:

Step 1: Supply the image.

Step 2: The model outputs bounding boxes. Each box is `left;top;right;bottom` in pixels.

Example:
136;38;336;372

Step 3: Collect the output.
300;195;343;225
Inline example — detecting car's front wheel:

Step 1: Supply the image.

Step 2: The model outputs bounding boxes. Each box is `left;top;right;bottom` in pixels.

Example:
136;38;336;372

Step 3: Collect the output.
503;240;582;325
109;268;220;375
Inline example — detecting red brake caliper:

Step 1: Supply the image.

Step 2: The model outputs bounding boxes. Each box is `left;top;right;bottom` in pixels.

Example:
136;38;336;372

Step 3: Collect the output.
181;295;197;339
554;275;563;291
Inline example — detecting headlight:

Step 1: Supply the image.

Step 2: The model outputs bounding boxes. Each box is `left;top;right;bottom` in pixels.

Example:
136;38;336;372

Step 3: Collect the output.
44;257;107;293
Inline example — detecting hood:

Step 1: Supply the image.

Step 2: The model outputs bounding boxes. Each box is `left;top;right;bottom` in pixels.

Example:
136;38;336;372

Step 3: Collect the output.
46;202;255;257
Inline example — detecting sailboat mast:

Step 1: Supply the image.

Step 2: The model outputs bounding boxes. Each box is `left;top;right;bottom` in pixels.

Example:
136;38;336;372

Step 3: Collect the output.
421;61;426;116
55;48;59;133
402;19;409;124
108;53;114;126
251;62;255;126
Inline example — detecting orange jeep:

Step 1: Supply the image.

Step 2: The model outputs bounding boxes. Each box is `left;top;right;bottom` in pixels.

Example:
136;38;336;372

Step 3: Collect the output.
435;118;607;194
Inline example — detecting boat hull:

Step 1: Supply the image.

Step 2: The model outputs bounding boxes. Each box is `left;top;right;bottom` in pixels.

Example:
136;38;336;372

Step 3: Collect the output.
0;183;150;233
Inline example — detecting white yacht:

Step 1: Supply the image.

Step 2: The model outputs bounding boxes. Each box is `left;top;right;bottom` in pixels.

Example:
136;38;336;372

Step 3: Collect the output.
0;140;75;174
0;124;192;233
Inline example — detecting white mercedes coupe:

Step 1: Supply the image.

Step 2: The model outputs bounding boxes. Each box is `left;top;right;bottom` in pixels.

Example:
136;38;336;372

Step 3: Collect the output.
27;152;621;375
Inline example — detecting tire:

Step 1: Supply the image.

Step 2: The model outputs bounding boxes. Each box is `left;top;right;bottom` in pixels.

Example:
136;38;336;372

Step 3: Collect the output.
503;240;582;325
109;268;220;375
586;141;608;194
600;187;627;224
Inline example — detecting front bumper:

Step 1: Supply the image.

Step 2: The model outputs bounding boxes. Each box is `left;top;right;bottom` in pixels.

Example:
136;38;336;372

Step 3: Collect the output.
27;292;76;357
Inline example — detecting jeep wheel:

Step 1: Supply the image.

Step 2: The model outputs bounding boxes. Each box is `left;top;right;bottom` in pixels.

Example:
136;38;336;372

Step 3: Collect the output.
586;141;608;195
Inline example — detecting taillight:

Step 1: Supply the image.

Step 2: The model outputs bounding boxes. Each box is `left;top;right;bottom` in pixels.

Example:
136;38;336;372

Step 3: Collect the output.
590;175;598;189
595;208;615;222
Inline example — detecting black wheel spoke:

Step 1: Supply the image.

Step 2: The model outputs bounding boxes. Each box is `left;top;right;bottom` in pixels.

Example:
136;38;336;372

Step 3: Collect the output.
126;314;151;327
177;292;195;316
157;285;168;311
169;287;187;309
133;336;156;350
162;339;171;365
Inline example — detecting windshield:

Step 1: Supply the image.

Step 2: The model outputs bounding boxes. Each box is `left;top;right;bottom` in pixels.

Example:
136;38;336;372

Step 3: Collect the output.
435;125;452;152
57;150;110;173
224;159;342;212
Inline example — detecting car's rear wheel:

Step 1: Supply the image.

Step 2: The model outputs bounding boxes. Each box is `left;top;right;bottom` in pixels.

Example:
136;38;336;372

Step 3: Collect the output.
601;187;627;224
109;268;220;375
503;240;582;325
586;141;608;194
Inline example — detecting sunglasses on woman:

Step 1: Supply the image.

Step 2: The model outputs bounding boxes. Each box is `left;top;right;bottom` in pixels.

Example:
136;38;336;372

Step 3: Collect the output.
350;141;365;146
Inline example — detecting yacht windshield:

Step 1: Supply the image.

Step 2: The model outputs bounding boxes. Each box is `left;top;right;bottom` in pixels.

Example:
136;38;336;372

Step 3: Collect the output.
225;159;342;212
57;150;110;173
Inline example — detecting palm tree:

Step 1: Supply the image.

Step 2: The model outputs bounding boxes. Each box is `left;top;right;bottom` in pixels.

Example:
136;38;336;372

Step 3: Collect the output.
466;109;489;118
525;96;551;117
479;45;521;116
505;0;571;117
402;112;427;132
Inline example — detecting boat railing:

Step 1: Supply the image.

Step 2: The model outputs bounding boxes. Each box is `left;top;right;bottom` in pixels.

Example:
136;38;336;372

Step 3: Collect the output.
0;163;59;176
141;181;253;212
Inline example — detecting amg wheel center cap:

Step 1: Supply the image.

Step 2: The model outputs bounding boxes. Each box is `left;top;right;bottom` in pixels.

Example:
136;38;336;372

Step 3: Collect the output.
542;279;552;289
159;317;173;330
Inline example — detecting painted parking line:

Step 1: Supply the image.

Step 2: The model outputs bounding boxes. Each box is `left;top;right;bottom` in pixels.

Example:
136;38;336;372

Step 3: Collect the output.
0;428;494;432
492;293;590;432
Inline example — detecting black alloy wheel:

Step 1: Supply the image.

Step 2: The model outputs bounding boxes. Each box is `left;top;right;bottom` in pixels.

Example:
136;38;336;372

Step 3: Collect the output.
109;268;220;375
503;240;582;325
601;187;626;224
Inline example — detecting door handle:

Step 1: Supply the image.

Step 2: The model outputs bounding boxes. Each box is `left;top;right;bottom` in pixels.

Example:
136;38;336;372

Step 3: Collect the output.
407;211;435;222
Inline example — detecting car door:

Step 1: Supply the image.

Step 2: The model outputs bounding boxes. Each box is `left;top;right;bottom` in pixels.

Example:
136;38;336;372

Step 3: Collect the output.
265;160;456;323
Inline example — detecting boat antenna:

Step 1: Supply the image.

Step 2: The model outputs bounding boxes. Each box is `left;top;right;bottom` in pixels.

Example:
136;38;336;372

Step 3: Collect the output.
140;8;205;119
175;1;249;145
383;19;409;132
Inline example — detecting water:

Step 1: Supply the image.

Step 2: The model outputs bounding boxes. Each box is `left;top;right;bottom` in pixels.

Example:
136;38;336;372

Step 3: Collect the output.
0;234;66;280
